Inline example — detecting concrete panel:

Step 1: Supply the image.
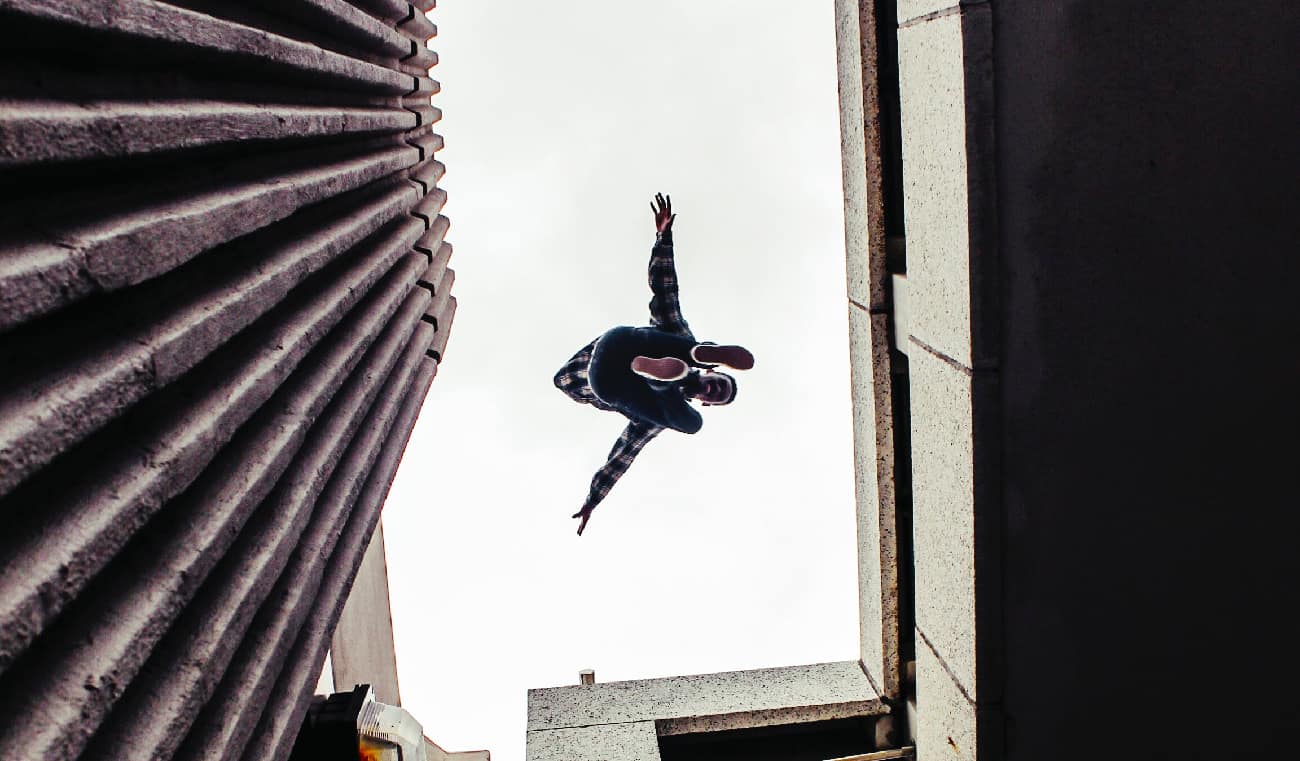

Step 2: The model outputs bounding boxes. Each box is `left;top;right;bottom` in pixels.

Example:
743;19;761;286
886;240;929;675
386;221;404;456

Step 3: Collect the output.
897;1;959;26
989;2;1300;756
527;722;659;761
528;661;883;731
835;0;887;311
658;698;887;737
331;520;402;705
897;11;967;364
913;642;976;761
907;348;975;697
848;305;901;698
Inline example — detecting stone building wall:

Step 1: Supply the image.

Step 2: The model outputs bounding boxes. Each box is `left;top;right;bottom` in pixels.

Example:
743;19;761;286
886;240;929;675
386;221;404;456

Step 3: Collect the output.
838;1;1300;759
0;2;452;759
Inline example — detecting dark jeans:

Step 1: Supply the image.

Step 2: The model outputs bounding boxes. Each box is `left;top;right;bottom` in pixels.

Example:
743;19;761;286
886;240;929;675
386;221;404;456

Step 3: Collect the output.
589;326;703;433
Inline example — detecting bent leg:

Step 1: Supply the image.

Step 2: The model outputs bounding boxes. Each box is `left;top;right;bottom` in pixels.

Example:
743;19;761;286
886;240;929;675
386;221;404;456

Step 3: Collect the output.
630;327;701;365
600;365;702;434
642;383;703;434
590;327;703;434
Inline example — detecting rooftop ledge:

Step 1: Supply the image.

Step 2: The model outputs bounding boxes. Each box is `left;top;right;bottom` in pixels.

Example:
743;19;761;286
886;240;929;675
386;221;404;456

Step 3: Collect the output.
526;660;887;734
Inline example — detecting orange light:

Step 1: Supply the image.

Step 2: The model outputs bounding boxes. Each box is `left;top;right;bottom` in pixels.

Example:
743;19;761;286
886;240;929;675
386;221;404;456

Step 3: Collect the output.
358;738;398;761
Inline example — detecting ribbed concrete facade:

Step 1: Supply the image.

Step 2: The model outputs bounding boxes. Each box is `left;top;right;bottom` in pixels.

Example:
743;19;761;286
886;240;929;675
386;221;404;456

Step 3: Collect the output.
0;2;452;760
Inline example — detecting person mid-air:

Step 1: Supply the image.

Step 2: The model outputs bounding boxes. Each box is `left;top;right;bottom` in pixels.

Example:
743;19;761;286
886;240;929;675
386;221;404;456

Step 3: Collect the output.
554;193;754;535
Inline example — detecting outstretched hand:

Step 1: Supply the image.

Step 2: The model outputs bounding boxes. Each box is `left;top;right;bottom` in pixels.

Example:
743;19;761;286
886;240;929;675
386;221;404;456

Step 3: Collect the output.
651;193;675;234
572;506;594;536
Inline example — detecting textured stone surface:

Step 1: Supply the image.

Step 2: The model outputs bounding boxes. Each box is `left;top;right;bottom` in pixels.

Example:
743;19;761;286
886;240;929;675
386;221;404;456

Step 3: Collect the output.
848;305;900;698
0;190;420;500
528;661;883;731
897;0;958;25
835;0;887;311
235;348;440;761
890;274;911;355
351;0;412;22
0;103;415;165
0;0;451;757
271;0;412;57
657;699;885;736
0;267;430;761
78;312;432;761
429;294;457;360
907;348;976;698
914;643;976;761
0;143;419;331
400;9;439;42
3;0;411;93
175;350;439;761
527;722;659;761
0;246;425;669
897;10;972;366
425;269;456;325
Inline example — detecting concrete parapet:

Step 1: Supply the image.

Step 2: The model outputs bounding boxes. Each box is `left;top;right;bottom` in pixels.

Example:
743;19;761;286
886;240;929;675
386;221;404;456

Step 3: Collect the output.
527;662;888;760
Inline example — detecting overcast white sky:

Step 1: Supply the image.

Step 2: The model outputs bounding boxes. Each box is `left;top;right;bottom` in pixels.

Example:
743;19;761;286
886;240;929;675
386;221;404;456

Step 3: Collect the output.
381;2;857;758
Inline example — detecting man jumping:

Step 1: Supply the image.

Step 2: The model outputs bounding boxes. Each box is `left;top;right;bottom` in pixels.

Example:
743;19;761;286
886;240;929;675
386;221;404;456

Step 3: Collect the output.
554;193;754;535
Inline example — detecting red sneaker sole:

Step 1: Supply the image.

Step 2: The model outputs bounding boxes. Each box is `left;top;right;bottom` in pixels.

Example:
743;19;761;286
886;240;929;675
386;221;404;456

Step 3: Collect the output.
631;356;690;381
692;345;754;370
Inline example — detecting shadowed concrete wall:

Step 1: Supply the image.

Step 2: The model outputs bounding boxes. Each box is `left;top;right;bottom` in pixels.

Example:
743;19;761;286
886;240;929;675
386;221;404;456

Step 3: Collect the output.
0;2;453;760
992;2;1300;758
875;1;1300;759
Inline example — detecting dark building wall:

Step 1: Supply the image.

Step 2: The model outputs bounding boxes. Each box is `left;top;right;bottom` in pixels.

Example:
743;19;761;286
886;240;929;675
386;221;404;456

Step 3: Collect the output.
992;2;1300;757
0;2;452;760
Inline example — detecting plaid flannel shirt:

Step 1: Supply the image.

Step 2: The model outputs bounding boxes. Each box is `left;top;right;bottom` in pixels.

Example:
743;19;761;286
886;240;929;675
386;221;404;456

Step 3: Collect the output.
554;230;693;515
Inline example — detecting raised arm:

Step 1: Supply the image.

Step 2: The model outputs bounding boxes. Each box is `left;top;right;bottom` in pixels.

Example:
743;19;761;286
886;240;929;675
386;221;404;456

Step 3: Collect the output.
572;420;663;535
647;193;693;338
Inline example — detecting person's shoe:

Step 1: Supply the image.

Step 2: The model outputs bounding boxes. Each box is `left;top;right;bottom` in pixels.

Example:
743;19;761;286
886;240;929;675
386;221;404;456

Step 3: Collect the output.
631;356;690;381
691;344;754;370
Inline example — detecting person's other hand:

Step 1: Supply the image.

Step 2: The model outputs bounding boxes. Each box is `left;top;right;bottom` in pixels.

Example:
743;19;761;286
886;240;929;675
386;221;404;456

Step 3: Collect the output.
651;192;675;234
572;506;594;536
